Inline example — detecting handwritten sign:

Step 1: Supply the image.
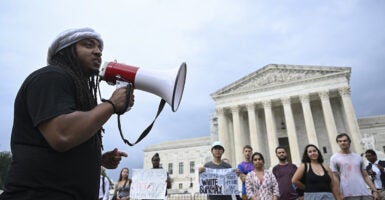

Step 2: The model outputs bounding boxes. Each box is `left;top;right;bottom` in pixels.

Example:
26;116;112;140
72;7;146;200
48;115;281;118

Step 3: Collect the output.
130;169;167;199
199;168;239;195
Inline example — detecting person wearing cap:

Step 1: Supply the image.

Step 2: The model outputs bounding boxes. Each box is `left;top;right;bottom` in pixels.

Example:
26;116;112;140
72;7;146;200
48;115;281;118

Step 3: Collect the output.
199;141;241;200
0;28;134;200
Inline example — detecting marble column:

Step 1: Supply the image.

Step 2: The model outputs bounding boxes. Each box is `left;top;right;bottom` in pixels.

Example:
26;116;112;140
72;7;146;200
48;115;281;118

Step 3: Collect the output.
263;100;278;167
300;94;319;146
281;97;301;165
217;107;231;161
247;103;262;153
231;106;243;165
339;87;362;152
319;91;339;153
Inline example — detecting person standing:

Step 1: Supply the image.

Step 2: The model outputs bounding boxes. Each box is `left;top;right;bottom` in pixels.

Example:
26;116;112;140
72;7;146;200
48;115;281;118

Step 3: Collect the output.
0;27;133;200
330;133;378;200
365;149;385;200
99;167;111;200
199;141;240;200
237;145;255;200
142;153;171;200
113;167;131;200
272;146;302;200
151;153;171;193
246;152;279;200
292;144;341;200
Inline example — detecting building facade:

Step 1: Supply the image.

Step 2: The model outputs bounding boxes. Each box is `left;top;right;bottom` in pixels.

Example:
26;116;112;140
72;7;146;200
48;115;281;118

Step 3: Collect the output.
143;64;385;193
210;64;363;167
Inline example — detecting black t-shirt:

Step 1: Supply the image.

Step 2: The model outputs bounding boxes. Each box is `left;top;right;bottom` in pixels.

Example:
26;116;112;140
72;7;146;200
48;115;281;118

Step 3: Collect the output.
1;66;101;200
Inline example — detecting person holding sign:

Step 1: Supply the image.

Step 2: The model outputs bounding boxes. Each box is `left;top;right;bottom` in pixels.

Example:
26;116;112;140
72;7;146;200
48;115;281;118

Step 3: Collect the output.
151;153;171;194
246;152;279;200
140;153;171;200
199;141;241;200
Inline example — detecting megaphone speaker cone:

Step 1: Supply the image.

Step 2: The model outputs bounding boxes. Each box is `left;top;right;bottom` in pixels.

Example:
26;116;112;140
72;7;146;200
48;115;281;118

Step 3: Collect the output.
172;62;187;111
134;62;187;112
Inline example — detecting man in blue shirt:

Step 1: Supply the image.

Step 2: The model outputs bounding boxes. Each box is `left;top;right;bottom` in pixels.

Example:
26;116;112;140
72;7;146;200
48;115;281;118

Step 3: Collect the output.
237;145;254;200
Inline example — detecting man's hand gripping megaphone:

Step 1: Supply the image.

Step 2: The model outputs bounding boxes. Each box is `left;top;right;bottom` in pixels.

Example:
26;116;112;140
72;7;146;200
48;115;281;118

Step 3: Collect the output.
102;80;134;115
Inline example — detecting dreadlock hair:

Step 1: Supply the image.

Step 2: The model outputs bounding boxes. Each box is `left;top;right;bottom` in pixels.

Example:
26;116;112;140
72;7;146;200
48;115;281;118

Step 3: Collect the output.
49;44;103;148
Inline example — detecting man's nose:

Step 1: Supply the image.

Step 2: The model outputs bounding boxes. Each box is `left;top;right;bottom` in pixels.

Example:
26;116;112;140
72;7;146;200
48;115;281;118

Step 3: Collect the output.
94;47;102;56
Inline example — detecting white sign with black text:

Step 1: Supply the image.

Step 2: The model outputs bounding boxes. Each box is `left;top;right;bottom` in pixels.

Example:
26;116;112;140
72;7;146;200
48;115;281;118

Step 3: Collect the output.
199;168;239;195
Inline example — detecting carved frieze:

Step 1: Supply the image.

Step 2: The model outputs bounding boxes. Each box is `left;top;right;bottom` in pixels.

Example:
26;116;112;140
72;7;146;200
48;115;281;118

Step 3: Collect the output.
211;64;351;97
244;69;325;88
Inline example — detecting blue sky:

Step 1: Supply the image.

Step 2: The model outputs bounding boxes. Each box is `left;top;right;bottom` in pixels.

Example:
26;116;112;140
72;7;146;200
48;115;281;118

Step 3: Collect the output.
1;0;385;180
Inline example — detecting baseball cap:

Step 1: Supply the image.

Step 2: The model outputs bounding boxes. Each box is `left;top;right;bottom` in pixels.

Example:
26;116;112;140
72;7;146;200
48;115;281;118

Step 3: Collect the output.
211;141;224;151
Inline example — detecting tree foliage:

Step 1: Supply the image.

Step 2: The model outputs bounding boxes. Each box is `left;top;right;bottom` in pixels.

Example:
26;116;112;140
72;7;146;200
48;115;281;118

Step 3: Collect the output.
0;151;12;189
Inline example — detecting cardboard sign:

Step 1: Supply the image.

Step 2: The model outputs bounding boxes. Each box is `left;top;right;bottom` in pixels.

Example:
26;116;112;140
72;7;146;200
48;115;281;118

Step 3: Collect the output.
130;169;167;199
199;168;239;195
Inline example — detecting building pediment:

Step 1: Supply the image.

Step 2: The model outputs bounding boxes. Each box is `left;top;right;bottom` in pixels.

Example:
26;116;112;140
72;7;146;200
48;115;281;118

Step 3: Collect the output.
211;64;351;98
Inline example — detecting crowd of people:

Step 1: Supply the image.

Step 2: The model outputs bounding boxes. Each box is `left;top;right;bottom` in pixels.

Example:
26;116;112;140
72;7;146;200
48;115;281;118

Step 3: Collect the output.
100;132;384;200
93;133;385;200
198;133;384;200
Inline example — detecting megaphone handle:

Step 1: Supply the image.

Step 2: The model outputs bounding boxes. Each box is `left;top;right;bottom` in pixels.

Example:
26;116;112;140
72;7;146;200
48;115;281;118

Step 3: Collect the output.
117;99;166;146
115;82;132;115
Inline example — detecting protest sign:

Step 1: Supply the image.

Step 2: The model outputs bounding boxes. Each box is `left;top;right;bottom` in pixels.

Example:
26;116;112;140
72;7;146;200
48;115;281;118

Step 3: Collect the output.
199;168;239;195
130;169;167;199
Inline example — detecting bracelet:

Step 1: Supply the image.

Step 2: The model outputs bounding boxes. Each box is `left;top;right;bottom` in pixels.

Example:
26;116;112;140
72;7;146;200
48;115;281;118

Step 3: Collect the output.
101;99;117;114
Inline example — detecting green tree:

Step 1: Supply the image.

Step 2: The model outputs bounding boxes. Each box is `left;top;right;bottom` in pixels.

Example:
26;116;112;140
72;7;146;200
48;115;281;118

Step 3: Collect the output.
0;151;12;189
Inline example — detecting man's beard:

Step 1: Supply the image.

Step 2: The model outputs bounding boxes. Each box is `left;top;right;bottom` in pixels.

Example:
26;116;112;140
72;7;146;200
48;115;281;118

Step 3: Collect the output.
278;156;287;161
83;68;99;77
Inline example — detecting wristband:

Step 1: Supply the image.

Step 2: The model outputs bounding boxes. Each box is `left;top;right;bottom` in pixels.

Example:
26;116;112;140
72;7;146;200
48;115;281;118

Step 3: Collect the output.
101;99;117;114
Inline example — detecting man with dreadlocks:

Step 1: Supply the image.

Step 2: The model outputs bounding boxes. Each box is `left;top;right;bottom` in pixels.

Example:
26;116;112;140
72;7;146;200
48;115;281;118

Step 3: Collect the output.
0;28;133;200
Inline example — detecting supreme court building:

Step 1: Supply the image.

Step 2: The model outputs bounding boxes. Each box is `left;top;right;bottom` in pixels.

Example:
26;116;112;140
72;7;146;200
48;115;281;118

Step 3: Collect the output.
210;64;362;168
143;64;385;194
